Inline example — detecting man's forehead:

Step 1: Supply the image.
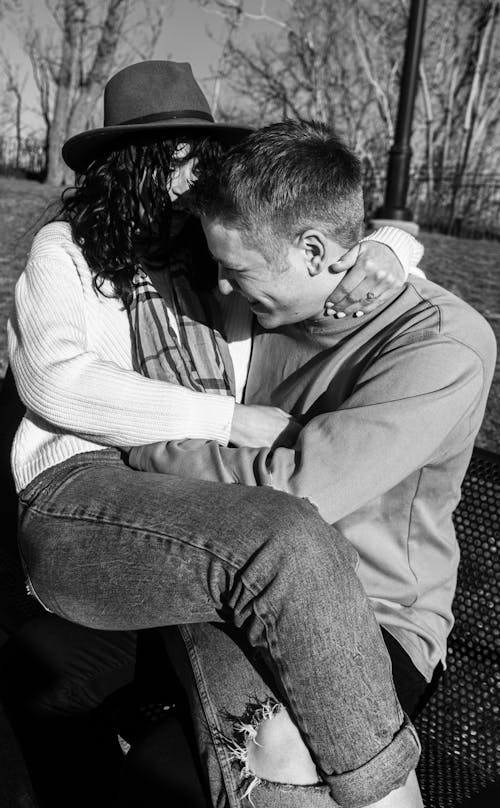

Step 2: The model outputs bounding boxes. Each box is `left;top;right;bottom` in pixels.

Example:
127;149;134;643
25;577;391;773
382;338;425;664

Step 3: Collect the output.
202;219;265;267
202;219;241;245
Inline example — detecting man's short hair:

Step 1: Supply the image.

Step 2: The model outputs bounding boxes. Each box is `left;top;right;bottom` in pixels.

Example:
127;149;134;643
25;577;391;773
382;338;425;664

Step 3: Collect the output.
189;119;365;255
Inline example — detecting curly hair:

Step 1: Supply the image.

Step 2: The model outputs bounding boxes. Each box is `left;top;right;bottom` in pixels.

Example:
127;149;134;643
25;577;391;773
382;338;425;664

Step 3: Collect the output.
56;135;224;303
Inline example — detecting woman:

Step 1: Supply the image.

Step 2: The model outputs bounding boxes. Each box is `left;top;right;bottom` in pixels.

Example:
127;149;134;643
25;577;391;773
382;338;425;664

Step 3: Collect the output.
8;61;423;808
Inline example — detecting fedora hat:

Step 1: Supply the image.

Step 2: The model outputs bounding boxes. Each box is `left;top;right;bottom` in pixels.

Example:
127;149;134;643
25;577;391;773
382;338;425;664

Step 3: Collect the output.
62;61;253;171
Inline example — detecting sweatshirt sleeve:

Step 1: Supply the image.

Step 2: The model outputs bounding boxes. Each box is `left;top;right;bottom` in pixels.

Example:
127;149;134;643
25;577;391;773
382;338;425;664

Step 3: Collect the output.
362;226;425;278
8;248;234;447
131;335;487;523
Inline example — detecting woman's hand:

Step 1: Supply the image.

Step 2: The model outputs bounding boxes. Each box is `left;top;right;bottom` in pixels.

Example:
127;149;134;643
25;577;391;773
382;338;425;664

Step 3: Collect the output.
325;241;405;318
230;403;301;448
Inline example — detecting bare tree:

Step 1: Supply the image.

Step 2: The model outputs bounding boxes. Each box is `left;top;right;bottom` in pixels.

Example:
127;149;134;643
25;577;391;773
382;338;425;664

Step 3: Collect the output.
197;0;500;230
27;33;54;169
409;0;500;228
0;0;21;18
197;1;408;175
11;0;170;185
43;0;89;185
0;52;27;168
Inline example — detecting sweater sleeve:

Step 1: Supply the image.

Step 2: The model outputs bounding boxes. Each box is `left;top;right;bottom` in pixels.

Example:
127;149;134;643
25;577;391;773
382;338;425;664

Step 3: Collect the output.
129;335;486;522
362;226;425;278
8;246;234;447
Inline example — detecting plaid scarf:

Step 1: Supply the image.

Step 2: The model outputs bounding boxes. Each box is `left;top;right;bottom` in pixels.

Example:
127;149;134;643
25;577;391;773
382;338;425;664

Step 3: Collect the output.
128;239;235;397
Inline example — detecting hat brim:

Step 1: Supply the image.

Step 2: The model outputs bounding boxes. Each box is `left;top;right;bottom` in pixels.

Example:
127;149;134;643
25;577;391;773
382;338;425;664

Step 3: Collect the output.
62;119;254;171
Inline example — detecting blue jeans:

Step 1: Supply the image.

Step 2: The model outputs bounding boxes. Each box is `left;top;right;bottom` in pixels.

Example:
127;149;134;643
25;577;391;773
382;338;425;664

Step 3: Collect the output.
18;449;420;807
157;623;428;808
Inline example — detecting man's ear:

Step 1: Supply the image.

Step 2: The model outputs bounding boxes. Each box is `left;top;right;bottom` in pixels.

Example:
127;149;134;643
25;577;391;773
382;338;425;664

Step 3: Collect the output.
297;230;328;276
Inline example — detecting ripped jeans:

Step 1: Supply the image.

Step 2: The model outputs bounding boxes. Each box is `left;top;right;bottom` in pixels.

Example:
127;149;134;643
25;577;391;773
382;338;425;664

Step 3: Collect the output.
157;623;430;807
18;449;420;807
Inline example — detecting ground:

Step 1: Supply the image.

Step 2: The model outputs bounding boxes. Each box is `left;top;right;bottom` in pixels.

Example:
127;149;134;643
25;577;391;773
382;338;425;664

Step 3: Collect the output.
1;175;499;452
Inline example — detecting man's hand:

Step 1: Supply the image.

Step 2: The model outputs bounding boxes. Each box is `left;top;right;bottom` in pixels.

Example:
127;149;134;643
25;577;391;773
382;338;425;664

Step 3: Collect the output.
128;441;172;473
230;403;301;448
325;241;405;317
128;404;300;474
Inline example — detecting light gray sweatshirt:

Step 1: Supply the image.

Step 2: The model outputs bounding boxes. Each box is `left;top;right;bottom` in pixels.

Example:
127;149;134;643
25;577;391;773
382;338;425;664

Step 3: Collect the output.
146;278;497;679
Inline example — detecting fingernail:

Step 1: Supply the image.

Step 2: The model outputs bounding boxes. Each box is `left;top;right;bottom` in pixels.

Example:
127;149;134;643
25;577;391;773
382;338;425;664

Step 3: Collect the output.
336;311;347;319
354;310;365;318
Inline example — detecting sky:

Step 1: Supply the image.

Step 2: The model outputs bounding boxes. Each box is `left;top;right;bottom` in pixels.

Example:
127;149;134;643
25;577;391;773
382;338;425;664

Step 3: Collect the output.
1;0;265;135
152;0;226;93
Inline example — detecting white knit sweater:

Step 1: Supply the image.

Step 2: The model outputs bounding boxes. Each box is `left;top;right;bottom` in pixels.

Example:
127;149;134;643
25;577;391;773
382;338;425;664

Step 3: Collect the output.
8;222;237;492
8;222;422;493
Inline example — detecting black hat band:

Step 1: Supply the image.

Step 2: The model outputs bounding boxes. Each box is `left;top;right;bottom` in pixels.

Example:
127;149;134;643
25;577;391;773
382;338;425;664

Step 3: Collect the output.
120;109;214;126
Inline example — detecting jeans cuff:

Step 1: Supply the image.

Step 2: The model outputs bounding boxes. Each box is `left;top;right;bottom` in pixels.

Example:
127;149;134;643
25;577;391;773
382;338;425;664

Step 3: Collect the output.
322;714;421;808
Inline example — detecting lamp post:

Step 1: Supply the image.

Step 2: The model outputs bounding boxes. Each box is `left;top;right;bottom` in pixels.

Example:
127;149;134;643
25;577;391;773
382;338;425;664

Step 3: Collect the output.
374;0;428;226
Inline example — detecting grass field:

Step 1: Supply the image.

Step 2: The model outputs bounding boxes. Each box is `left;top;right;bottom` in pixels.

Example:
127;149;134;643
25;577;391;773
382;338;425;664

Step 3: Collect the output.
1;175;499;452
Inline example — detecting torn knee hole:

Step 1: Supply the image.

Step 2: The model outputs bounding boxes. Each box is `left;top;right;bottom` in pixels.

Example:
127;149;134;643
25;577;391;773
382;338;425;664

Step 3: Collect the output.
226;697;321;802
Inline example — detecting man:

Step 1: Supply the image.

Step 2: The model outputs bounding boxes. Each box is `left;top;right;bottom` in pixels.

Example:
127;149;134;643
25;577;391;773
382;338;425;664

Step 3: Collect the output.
129;120;496;808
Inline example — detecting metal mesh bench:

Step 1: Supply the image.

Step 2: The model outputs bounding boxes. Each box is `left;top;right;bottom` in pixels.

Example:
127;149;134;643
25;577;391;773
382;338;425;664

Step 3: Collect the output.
414;447;500;807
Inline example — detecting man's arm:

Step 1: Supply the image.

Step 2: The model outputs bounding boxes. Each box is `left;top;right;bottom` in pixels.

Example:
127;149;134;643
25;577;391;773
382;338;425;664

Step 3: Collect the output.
129;335;487;523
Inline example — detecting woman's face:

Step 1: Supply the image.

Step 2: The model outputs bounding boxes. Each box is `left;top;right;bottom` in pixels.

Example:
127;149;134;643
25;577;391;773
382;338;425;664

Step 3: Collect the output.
168;142;197;202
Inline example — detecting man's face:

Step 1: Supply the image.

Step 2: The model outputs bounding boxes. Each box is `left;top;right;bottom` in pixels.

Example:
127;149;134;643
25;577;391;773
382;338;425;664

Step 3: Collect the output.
203;219;337;329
